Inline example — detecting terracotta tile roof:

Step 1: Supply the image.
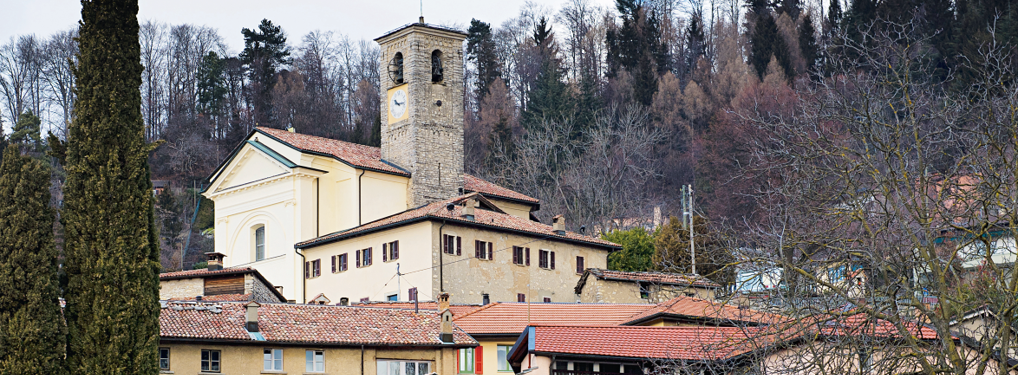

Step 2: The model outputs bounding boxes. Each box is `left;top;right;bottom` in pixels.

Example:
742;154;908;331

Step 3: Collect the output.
352;301;482;317
818;313;939;339
463;174;539;205
159;301;476;346
576;269;721;294
159;267;255;280
524;325;777;361
452;302;653;335
297;193;620;250
623;296;785;326
255;127;410;176
168;294;252;302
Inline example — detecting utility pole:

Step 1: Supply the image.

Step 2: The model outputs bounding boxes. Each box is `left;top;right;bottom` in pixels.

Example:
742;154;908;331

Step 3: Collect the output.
682;185;696;275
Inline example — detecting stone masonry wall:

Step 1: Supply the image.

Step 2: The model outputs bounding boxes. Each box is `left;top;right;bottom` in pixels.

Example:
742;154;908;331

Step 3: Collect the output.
159;278;204;300
378;25;465;207
245;273;282;303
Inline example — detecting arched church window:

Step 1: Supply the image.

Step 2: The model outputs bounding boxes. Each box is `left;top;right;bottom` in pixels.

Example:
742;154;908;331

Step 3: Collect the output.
388;52;404;84
254;225;265;261
431;50;444;83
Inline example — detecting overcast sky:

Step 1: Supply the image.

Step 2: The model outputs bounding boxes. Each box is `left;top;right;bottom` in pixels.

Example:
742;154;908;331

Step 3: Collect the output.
3;0;618;53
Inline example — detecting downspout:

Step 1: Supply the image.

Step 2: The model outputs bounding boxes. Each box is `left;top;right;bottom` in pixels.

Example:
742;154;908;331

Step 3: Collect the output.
360;345;365;375
358;169;366;225
439;219;447;292
315;177;320;237
295;247;306;304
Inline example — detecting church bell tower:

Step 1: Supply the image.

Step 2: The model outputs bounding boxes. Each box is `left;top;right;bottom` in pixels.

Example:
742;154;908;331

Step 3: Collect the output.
375;19;466;207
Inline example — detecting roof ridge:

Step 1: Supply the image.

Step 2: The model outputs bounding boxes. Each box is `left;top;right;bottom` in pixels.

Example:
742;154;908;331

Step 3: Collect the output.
452;302;501;321
256;126;380;151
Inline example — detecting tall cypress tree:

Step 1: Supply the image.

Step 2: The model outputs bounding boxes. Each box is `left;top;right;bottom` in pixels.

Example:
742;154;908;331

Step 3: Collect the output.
0;147;65;374
63;0;161;373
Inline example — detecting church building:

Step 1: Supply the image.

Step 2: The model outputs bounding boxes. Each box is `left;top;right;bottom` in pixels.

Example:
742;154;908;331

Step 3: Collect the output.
201;20;619;304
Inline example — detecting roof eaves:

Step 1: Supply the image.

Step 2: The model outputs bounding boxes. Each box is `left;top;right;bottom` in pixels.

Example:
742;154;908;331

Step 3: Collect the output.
202;128;260;193
159;268;255;281
254;128;410;177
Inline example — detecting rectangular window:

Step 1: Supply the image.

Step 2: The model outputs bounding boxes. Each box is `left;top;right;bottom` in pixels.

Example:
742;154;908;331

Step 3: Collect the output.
312;259;321;278
255;226;265;261
444;235;462;255
159;347;170;370
458;348;474;373
305;261;310;279
543;297;551;303
517;293;526;302
339;253;348;271
358;248;373;268
387;293;398;301
538;250;555;269
264;348;283;371
333;254;349;273
383;240;400;261
376;360;431;375
306;350;325;373
497;345;513;371
475;240;493;260
576;256;585;274
512;246;530;266
201;349;220;373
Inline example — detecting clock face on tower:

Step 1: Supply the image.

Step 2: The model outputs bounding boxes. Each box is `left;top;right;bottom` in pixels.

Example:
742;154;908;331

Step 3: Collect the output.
387;85;409;124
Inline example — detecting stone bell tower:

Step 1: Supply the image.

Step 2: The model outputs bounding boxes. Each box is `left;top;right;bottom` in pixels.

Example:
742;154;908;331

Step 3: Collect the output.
375;19;466;207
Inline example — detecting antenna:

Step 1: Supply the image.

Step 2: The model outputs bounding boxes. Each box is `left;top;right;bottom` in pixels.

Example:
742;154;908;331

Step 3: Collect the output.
420;0;424;22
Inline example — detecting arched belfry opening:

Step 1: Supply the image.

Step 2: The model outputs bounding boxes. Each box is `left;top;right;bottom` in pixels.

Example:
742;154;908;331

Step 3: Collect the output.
388;52;404;84
431;50;444;83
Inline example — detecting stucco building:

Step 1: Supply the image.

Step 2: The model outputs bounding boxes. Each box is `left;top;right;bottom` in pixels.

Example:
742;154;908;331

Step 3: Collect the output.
574;268;721;303
201;20;618;303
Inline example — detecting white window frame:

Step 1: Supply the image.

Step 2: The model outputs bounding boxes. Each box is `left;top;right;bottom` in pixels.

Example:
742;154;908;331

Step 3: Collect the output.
376;360;431;375
497;345;513;371
254;225;266;261
159;347;170;371
201;349;220;373
306;349;325;373
263;348;283;372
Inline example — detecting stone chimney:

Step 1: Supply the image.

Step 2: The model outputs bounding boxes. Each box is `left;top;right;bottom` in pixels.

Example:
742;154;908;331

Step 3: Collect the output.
438;293;450;312
438;293;453;343
245;301;260;332
552;215;566;235
461;198;476;220
206;252;226;271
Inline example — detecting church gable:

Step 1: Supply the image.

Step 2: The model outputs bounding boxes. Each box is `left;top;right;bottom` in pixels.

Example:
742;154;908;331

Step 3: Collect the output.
209;141;293;193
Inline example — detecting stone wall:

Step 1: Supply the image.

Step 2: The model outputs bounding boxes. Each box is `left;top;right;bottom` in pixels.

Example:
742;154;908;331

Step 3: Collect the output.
245;274;283;303
378;25;465;207
577;278;717;304
159;278;204;300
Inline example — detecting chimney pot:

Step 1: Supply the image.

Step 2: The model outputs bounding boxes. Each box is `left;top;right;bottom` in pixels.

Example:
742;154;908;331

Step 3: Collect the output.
438;293;453;343
196;296;202;301
438;293;450;312
205;252;226;271
245;301;261;332
552;215;566;235
462;199;476;220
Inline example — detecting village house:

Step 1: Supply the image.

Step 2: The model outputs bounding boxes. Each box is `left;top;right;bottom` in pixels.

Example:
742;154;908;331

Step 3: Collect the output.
158;295;475;374
199;19;618;304
159;252;287;303
574;268;721;303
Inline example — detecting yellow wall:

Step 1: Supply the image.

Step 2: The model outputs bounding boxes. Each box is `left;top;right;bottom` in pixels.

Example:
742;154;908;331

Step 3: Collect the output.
160;278;204;300
475;339;518;374
160;342;459;375
485;198;534;220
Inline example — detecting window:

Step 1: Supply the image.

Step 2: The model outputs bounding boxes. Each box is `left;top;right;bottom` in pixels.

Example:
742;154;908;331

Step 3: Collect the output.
458;348;474;373
387;293;398;301
306;350;325;373
356;248;373;268
444;235;462;255
254;225;266;261
264;348;283;371
482;293;490;305
512;246;530;266
390;52;404;84
538;250;555;269
304;259;322;279
576;256;585;274
517;293;526;302
201;349;220;373
383;240;399;262
333;253;348;273
431;50;444;82
497;345;513;372
639;283;650;299
543;297;551;303
475;240;493;260
159;347;170;371
376;360;431;375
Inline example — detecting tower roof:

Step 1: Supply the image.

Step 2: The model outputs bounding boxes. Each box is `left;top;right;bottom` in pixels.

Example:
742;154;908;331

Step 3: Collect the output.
374;21;467;42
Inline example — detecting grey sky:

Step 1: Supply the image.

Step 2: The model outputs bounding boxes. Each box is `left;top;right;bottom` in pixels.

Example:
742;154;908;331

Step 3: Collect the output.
3;0;617;53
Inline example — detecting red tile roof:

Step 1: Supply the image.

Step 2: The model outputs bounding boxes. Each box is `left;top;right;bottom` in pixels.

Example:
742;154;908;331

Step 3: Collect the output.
352;301;482;317
159;267;255;280
463;174;539;205
159;301;476;346
168;294;252;302
256;127;410;176
524;325;776;361
297;193;619;249
452;302;653;335
818;313;938;339
576;269;721;294
624;296;785;326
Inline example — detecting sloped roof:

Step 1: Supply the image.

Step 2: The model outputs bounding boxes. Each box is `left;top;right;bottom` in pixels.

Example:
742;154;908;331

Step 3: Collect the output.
518;325;777;361
623;296;785;326
819;313;938;339
255;127;410;176
575;268;722;294
352;301;482;317
463;174;539;205
159;267;256;280
159;301;476;346
452;302;653;336
168;294;252;302
297;193;619;250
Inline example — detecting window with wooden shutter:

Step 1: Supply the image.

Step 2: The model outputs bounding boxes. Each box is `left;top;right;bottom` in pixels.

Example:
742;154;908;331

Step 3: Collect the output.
576;256;585;274
475;345;483;374
305;261;310;279
474;240;481;258
331;256;336;273
512;246;520;264
525;248;530;266
382;243;388;262
338;253;348;272
517;293;526;302
456;236;462;256
312;259;321;277
543;297;551;303
409;287;418;301
550;252;555;269
365;247;372;266
538;250;548;269
356;251;361;268
393;241;398;259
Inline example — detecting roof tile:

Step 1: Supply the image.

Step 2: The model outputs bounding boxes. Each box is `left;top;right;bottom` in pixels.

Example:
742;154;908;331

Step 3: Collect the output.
624;296;785;325
256;127;410;176
453;302;653;335
463;174;539;205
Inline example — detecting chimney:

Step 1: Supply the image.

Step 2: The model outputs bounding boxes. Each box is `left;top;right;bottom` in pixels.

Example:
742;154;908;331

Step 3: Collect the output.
245;301;261;332
462;199;476;220
438;293;450;312
552;215;566;235
205;252;226;271
438;293;453;343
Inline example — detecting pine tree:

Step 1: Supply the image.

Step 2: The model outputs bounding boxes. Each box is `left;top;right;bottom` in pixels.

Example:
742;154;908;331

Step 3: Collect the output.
0;147;65;374
62;0;161;373
827;0;843;30
750;13;794;80
521;19;576;132
467;19;503;100
799;14;819;77
196;51;227;116
240;19;290;128
10;111;42;152
606;0;668;105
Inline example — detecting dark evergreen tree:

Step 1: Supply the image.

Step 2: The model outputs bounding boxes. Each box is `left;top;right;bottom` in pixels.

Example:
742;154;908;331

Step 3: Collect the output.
777;0;801;19
466;19;503;101
240;19;290;128
0;147;65;375
843;0;877;51
750;13;794;79
799;14;819;76
606;0;668;105
521;18;576;132
62;0;161;373
196;51;227;116
827;0;843;31
684;11;707;77
10;110;42;152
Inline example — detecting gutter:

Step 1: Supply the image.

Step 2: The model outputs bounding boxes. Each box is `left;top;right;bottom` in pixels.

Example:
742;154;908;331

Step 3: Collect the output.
358;169;366;225
296;247;306;304
439;219;447;292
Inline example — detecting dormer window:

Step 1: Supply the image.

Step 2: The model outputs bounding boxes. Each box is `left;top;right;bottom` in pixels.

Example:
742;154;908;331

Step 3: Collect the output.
431;50;443;83
254;225;265;261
